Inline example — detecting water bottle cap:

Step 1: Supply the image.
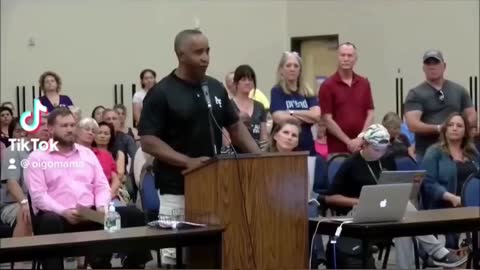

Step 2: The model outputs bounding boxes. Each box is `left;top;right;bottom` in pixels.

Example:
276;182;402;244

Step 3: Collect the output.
108;201;115;212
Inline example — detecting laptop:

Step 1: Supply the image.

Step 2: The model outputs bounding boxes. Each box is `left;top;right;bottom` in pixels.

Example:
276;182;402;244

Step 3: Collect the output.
333;183;413;223
378;170;426;202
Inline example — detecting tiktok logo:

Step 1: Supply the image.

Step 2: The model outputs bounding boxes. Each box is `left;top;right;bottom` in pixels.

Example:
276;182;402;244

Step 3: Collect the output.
19;99;48;133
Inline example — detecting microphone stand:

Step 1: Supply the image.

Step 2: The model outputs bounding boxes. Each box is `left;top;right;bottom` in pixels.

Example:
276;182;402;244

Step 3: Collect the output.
207;107;218;156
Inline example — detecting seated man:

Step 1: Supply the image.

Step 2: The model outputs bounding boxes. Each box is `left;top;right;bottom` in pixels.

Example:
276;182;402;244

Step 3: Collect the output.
25;108;150;269
325;124;467;269
0;115;49;237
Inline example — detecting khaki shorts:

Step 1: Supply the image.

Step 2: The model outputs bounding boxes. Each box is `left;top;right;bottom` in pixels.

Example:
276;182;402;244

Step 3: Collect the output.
0;203;20;226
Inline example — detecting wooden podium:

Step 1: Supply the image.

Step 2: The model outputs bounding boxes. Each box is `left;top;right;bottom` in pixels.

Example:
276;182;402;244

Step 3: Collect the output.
183;152;309;270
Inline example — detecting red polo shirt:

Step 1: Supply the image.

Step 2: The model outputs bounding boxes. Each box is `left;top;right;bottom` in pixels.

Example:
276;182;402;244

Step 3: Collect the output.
319;71;374;154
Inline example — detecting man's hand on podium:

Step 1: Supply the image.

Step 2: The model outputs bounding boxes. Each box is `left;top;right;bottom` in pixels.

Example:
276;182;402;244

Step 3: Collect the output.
186;156;210;170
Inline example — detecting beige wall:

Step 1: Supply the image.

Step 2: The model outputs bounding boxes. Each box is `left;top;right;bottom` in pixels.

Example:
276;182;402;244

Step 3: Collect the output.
287;0;480;121
1;0;287;122
2;0;479;124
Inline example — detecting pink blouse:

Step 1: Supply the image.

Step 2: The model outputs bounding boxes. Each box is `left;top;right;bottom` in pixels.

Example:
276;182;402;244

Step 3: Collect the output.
315;141;328;159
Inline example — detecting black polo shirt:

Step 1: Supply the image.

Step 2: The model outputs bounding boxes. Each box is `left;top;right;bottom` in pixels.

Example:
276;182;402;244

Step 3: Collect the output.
327;152;397;215
138;70;239;194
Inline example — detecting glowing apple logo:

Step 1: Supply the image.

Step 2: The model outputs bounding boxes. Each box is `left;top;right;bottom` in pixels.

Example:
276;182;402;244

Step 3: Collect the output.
380;199;387;208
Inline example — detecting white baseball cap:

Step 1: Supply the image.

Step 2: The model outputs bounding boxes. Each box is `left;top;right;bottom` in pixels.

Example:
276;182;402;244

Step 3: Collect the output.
358;124;390;149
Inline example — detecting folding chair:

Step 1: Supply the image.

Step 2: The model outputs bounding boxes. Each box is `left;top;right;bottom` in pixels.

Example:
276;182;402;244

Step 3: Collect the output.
139;166;161;267
461;175;480;269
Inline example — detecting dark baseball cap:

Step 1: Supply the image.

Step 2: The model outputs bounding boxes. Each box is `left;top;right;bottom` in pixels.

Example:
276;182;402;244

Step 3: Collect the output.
423;50;444;63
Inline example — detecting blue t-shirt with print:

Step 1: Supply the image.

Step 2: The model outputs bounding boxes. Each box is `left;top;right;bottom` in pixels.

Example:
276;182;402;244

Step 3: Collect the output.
270;86;318;154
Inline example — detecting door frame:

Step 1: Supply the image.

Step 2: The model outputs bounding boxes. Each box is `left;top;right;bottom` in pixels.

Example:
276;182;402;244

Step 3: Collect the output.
290;34;339;56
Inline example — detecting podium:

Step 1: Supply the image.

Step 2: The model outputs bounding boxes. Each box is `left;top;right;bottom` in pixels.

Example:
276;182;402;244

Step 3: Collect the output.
183;152;309;270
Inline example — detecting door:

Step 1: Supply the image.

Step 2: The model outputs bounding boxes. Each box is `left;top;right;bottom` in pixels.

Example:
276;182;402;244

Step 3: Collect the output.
294;36;338;94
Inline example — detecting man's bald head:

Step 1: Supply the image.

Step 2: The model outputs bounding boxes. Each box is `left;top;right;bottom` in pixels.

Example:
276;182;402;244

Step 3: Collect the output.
174;29;204;57
173;28;210;81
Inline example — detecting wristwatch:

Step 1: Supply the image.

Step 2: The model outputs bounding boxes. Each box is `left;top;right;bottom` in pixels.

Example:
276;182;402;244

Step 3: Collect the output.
20;199;28;205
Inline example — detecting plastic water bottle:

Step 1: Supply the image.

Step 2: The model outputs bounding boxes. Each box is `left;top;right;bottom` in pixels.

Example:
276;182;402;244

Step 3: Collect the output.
104;202;121;232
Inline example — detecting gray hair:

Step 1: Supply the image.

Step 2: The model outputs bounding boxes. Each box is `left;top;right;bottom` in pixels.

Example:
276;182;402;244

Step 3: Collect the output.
77;117;99;131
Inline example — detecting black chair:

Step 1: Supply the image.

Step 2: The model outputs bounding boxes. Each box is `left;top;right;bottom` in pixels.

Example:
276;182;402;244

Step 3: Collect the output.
326;153;350;186
461;175;480;269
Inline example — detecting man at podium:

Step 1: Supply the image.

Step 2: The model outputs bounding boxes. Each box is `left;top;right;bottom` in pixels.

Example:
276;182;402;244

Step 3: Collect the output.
138;28;260;266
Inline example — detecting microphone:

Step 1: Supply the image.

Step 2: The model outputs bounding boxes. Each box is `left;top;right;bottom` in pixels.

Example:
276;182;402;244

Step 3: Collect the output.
201;81;217;155
201;81;212;109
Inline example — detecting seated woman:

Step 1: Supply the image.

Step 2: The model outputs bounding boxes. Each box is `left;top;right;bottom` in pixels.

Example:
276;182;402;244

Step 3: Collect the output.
0;101;16;117
93;121;126;182
0;106;13;147
91;105;105;124
421;112;479;248
267;119;328;266
76;118;123;206
326;124;466;269
267;119;300;153
114;104;139;141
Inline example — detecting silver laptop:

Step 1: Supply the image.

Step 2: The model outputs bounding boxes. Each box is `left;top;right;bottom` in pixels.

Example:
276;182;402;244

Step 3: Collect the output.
378;170;426;203
333;183;413;223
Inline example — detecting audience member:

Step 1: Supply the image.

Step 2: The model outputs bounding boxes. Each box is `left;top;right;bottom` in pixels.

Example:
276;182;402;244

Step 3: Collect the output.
104;107;137;201
0;116;47;238
138;29;259;265
270;51;321;154
93;121;126;186
0;106;13;147
382;112;414;158
404;50;477;162
313;119;328;159
76;118;122;206
103;108;137;165
113;104;138;141
0;101;16;116
325;124;467;269
249;88;270;111
231;65;267;143
91;105;105;124
68;105;82;123
38;71;74;112
132;69;157;124
267;119;300;153
224;71;235;98
421;112;479;248
226;70;270;109
8;118;25;140
319;42;374;155
24;108;150;269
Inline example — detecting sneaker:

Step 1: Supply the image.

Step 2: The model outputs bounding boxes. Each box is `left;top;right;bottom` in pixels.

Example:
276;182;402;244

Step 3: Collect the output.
432;251;468;268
